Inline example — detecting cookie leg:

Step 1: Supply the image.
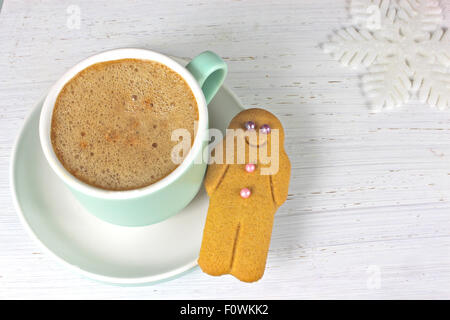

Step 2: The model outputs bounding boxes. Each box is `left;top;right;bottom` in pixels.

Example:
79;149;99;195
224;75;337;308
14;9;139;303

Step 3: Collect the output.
198;202;240;276
230;214;275;282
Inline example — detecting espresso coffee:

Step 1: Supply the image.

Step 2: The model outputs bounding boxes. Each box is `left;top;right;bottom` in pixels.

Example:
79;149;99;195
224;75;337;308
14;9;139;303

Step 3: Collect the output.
51;59;198;191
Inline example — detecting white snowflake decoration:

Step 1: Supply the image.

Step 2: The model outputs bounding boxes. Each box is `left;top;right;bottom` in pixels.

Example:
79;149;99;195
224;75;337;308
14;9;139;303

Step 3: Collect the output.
323;0;450;110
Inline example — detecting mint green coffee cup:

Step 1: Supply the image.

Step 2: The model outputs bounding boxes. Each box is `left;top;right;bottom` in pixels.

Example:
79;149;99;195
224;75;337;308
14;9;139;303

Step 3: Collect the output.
39;49;227;226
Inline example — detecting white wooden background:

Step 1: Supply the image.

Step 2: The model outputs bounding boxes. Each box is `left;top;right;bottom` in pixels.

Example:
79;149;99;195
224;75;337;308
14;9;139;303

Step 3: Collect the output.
1;0;450;299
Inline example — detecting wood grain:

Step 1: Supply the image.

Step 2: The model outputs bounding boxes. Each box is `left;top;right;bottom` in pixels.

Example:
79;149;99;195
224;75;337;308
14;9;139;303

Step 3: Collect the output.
1;0;449;299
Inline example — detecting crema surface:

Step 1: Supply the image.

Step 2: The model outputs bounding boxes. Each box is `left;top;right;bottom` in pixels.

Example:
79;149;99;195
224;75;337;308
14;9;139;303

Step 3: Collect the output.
51;59;198;190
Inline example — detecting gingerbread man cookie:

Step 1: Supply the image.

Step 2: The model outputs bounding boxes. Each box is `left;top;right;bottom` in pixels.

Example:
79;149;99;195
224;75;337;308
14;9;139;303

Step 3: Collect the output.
199;108;291;282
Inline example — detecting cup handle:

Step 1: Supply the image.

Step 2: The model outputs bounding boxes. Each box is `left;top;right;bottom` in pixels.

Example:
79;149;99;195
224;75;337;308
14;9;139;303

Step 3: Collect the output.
186;51;228;104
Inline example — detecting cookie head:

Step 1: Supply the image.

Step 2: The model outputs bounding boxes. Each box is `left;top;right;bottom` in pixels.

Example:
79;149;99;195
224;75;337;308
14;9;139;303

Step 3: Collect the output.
228;108;285;148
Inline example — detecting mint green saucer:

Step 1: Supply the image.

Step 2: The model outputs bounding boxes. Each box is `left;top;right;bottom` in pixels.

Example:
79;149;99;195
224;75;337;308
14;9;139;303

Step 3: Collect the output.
10;78;244;285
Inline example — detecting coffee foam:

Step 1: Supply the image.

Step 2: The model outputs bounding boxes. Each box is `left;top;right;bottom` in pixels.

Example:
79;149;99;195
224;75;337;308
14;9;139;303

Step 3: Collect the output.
51;59;198;190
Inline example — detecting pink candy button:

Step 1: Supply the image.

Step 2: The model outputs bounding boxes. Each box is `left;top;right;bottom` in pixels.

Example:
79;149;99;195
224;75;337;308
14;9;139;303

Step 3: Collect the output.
240;188;251;199
245;163;256;173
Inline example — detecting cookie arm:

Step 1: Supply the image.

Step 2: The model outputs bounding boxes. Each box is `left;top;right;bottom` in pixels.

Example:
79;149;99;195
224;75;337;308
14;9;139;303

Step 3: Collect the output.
204;139;229;196
271;150;291;207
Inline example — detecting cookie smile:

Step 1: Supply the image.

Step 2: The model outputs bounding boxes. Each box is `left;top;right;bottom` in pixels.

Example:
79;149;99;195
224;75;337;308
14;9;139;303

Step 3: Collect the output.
245;136;267;148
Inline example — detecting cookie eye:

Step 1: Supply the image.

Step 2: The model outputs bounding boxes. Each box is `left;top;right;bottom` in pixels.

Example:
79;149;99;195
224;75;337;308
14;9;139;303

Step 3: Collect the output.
260;124;271;134
244;121;255;131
